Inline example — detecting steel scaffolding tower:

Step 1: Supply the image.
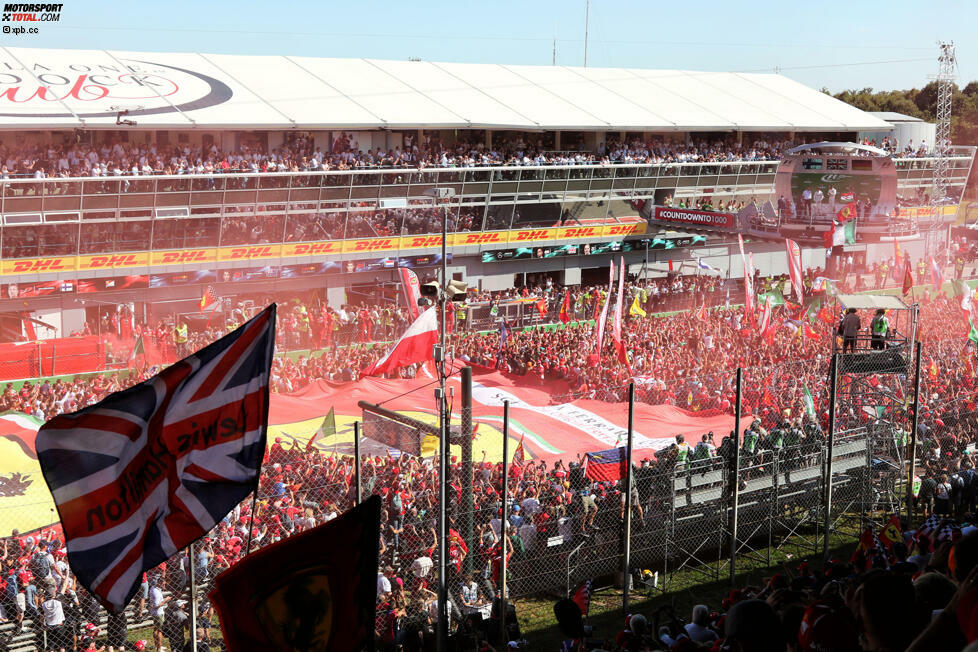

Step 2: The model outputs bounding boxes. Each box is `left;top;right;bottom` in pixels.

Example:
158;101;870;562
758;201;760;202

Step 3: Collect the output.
933;41;957;202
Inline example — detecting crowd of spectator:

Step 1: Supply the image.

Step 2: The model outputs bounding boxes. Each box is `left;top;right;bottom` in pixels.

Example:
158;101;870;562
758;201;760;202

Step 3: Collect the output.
0;133;826;183
572;525;978;651
0;254;976;649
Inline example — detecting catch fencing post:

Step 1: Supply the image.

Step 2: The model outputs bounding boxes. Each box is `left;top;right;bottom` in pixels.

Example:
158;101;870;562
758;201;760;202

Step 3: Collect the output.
622;382;635;613
461;366;474;573
189;542;198;650
499;400;510;647
729;367;742;586
822;353;839;563
354;421;362;505
907;341;923;529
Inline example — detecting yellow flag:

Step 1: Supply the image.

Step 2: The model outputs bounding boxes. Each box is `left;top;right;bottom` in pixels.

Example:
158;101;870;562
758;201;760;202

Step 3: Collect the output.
629;294;647;318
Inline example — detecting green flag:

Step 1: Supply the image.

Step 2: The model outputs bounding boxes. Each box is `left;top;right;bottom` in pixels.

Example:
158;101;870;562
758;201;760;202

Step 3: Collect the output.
758;287;785;307
489;304;499;317
802;386;816;419
969;318;978;344
128;334;145;363
307;407;336;451
804;298;821;322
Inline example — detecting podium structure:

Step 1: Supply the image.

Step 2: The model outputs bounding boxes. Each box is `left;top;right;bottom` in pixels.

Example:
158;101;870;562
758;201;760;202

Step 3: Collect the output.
828;293;919;529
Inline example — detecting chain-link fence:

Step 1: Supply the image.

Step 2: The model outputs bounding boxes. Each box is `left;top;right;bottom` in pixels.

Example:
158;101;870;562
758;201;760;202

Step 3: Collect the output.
0;328;972;649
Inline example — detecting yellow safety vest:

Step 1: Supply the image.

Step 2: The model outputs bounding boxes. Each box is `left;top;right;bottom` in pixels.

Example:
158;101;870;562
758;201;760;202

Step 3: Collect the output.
174;324;188;343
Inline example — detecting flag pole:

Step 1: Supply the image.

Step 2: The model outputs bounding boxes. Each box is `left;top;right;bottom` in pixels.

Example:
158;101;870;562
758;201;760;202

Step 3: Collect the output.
244;487;260;555
622;382;635;613
499;399;510;647
436;198;449;652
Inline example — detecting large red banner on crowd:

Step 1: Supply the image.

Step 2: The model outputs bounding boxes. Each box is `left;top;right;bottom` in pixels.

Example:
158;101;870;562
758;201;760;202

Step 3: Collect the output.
0;364;741;535
268;364;740;464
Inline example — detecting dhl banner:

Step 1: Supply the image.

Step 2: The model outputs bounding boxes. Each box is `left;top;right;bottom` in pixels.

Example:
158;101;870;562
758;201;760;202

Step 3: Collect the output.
281;241;342;257
0;221;650;277
77;252;151;272
216;244;283;262
2;256;74;275
151;248;219;266
342;238;399;254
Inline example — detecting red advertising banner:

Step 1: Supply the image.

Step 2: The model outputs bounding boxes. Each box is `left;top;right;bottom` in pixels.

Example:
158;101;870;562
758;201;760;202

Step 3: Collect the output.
653;206;735;229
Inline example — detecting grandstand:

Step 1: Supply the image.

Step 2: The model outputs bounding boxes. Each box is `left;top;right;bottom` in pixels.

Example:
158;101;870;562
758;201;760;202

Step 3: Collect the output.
0;47;972;343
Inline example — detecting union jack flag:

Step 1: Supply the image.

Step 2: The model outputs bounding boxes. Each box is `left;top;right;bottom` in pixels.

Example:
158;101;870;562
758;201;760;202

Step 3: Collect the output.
36;305;276;612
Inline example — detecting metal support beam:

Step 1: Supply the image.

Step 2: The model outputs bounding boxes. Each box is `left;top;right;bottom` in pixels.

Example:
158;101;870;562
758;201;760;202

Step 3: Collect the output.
823;353;839;563
907;341;923;529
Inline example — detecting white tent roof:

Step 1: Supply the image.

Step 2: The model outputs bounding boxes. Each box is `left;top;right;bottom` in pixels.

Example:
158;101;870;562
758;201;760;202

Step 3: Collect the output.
0;47;892;132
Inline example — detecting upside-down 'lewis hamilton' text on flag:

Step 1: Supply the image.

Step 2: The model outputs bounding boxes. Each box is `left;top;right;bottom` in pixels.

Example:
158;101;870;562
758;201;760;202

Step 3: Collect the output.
35;304;277;612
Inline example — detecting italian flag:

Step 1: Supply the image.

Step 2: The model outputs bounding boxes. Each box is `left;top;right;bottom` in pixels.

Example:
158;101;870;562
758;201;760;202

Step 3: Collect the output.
824;220;856;248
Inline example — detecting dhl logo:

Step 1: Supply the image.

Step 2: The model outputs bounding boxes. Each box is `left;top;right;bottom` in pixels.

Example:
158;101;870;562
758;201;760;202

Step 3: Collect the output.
353;239;395;251
229;246;274;259
10;258;68;273
407;236;442;248
87;255;140;269
458;233;503;245
158;250;208;264
512;230;550;241
291;243;339;255
562;227;598;238
606;225;640;235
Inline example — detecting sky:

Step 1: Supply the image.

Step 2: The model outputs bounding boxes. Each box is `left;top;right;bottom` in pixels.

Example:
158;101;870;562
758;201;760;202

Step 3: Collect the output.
15;0;978;93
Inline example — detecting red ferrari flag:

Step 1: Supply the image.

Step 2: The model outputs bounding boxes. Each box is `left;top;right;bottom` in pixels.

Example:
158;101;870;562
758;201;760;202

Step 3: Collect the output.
210;495;381;651
696;303;709;323
902;260;914;296
757;295;773;334
878;514;902;550
595;261;615;357
612;256;631;371
398;268;422;320
512;435;526;470
361;307;438;377
536;297;548;318
36;305;277;611
559;290;571;324
739;234;755;321
785;238;804;301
